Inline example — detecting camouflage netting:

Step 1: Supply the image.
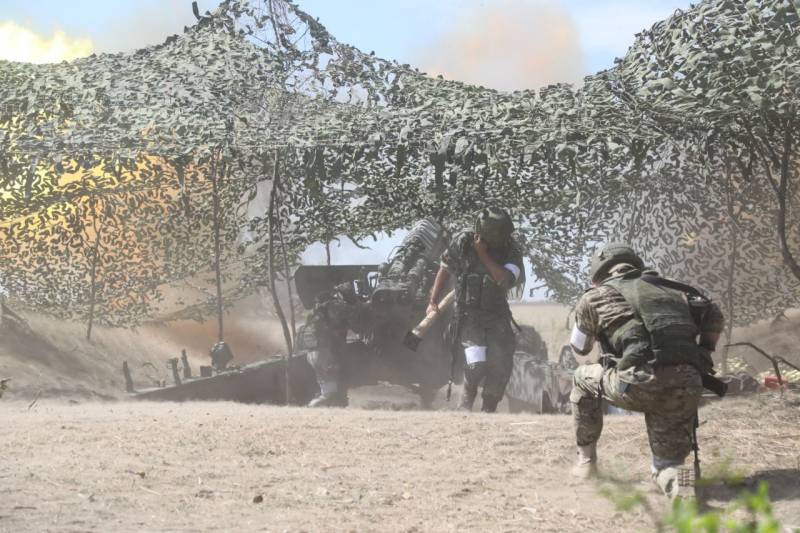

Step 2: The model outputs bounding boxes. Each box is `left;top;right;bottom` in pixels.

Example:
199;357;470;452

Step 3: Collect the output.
1;0;799;338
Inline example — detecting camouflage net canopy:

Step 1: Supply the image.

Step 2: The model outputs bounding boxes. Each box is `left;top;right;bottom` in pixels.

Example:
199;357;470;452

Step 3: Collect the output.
1;0;800;335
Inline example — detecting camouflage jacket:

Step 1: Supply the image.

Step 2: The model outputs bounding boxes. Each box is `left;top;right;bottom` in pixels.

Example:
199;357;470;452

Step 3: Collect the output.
440;230;524;319
574;266;724;370
298;290;366;353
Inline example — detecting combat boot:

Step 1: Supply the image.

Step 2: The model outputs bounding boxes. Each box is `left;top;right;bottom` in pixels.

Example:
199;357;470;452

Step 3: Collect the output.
458;389;477;411
480;395;500;413
654;466;695;500
570;442;598;479
308;391;348;408
308;382;348;408
459;362;487;411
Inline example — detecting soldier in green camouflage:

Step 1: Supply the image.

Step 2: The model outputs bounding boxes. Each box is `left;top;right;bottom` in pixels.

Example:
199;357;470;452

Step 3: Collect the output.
300;282;366;408
569;242;724;499
427;207;524;413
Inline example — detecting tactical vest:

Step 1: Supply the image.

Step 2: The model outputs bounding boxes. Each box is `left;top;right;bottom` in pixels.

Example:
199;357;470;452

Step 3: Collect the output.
457;233;512;316
300;292;349;352
603;271;714;373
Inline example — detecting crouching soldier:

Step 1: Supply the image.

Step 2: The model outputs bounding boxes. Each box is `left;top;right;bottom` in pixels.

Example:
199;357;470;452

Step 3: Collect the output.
569;242;724;499
301;282;366;408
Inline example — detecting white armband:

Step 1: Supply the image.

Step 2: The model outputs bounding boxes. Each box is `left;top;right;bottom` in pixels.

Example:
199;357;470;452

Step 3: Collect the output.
464;346;487;365
569;324;594;355
503;263;521;282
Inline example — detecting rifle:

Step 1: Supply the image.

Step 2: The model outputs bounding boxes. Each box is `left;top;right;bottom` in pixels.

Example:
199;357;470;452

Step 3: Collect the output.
701;373;727;397
446;237;474;402
691;410;702;501
446;278;467;402
446;326;459;402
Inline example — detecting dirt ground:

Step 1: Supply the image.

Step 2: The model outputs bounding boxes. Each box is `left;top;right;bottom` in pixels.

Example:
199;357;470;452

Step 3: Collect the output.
1;393;798;533
2;305;799;531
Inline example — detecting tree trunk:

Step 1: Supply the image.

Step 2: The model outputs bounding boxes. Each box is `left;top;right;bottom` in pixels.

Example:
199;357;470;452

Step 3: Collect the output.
626;192;641;244
776;121;800;282
210;151;224;342
86;238;100;341
267;151;294;356
267;151;294;405
276;210;296;342
86;199;103;341
717;153;742;374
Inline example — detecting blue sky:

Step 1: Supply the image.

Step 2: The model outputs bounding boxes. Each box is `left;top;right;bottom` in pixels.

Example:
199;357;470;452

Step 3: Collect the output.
2;0;689;79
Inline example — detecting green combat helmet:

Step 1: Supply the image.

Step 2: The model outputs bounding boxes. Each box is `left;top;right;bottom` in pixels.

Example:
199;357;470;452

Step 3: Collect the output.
334;281;359;304
474;207;514;248
589;242;644;284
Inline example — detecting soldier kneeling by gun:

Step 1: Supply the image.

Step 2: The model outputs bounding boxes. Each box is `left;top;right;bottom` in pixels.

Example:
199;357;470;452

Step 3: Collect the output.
569;242;726;500
301;282;366;408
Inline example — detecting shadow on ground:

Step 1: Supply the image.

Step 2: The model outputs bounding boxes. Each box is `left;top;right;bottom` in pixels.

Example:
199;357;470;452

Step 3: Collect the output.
702;468;800;502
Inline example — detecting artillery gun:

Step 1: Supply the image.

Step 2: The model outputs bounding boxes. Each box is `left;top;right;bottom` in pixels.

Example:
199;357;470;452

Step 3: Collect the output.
294;218;452;407
129;218;452;407
504;326;575;414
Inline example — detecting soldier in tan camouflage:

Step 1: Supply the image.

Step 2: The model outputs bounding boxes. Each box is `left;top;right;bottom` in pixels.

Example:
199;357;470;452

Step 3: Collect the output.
569;242;724;499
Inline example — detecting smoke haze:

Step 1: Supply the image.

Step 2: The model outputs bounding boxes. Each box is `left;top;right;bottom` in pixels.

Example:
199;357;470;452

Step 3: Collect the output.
0;21;93;63
416;0;586;91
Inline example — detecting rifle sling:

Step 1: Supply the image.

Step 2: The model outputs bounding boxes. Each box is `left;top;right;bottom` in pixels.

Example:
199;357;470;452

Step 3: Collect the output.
640;273;708;301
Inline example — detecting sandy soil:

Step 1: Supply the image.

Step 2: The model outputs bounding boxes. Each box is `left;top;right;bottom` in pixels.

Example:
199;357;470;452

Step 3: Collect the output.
2;305;799;531
1;394;798;533
0;302;286;401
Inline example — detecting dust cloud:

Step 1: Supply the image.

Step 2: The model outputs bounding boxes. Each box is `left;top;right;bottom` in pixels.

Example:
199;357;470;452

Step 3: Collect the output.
416;0;586;91
0;21;93;63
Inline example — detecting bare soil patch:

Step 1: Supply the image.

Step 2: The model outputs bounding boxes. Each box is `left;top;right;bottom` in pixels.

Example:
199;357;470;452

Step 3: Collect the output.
1;393;798;532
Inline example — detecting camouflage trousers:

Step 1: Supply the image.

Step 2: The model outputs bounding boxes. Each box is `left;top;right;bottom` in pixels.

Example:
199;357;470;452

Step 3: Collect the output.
570;363;703;463
460;315;517;401
306;345;340;386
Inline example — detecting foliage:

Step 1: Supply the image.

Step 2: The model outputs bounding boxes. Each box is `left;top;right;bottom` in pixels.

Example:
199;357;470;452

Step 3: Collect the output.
602;480;791;533
1;0;799;329
665;483;784;533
